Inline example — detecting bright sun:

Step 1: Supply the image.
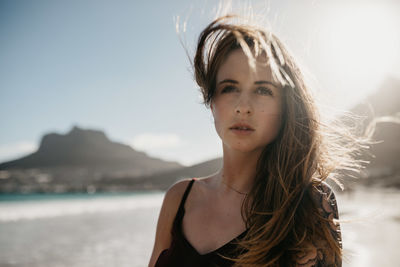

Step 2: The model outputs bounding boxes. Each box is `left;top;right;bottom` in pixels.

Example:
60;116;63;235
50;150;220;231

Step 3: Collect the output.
319;2;400;106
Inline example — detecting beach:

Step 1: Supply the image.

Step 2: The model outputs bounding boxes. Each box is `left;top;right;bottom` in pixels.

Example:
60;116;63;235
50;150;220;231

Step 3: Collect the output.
0;187;399;267
0;193;162;267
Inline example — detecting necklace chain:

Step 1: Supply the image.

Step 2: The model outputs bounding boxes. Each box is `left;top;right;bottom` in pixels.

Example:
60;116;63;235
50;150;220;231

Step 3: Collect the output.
221;180;248;195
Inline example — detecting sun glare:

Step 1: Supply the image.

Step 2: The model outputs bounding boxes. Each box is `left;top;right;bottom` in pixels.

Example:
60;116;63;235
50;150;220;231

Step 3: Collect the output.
322;3;399;96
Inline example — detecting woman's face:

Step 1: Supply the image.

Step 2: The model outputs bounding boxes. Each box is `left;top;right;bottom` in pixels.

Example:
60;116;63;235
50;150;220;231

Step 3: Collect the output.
211;49;282;154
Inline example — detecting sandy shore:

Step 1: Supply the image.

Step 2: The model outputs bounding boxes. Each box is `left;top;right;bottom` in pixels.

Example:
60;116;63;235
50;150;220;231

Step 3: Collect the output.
338;186;400;267
0;187;399;267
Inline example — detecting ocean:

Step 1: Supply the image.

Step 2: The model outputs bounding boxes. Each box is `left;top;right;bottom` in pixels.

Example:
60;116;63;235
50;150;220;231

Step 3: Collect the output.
0;192;164;267
0;187;399;267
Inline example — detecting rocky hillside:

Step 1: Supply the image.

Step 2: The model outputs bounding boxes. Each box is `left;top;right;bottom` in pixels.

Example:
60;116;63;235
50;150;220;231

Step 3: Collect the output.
0;126;183;193
0;126;181;176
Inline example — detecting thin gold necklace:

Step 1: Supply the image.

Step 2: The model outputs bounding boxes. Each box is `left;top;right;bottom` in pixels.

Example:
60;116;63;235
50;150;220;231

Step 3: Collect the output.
221;180;248;195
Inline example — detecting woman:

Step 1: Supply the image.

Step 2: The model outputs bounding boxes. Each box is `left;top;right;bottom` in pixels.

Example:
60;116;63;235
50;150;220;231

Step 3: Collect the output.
149;15;348;267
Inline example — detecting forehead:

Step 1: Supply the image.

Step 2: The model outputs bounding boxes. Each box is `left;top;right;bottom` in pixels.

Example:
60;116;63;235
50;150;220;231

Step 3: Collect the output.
216;49;275;83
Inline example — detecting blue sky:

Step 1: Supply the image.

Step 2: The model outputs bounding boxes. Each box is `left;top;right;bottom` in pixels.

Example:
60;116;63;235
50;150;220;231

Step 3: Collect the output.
1;0;399;166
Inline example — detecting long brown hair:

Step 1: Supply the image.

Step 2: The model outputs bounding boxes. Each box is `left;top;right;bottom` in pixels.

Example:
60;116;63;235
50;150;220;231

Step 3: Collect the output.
193;15;366;266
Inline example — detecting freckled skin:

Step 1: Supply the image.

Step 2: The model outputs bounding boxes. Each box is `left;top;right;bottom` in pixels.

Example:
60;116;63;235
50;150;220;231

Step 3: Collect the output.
211;50;282;154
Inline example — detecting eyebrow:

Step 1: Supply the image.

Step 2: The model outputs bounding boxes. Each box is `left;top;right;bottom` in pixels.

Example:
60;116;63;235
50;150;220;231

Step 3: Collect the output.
218;79;239;85
218;79;279;89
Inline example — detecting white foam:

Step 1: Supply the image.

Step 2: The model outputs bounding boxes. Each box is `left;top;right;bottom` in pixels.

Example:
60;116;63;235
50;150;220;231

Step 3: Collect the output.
0;193;164;222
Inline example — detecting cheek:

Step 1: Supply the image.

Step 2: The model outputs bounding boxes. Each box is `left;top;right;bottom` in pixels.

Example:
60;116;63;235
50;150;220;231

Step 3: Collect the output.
211;104;230;138
260;102;281;115
211;106;221;128
211;100;229;121
259;110;283;138
274;115;283;132
271;114;283;139
212;112;225;140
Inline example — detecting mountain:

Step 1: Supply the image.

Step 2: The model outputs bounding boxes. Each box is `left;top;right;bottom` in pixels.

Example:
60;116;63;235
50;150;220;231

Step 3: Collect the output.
0;126;182;177
1;77;398;193
352;76;400;118
350;76;400;187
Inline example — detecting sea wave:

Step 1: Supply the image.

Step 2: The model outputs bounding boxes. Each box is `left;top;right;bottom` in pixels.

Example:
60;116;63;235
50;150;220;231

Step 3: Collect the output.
0;192;164;222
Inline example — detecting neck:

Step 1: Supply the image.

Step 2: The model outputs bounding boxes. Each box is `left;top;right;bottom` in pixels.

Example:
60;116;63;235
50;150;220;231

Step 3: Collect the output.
217;145;261;195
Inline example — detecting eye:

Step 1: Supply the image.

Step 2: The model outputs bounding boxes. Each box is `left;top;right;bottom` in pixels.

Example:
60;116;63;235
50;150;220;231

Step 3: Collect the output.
221;85;238;93
256;87;273;96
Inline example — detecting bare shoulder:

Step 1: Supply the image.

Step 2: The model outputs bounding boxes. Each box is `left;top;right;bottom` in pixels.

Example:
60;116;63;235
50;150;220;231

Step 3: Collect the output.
165;178;193;204
158;178;194;228
148;178;192;267
193;174;219;189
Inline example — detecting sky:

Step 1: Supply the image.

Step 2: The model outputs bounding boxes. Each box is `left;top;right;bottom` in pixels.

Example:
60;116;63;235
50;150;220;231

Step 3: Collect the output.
1;0;399;166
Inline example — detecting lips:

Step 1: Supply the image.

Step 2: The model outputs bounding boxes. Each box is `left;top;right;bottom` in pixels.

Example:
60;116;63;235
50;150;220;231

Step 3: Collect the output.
229;123;254;131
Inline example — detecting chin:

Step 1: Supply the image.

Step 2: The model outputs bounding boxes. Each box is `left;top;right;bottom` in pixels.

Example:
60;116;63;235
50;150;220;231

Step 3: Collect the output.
225;142;266;154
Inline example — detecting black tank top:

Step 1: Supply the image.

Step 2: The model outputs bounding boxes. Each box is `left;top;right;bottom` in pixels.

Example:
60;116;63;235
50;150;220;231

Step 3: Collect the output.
154;178;248;267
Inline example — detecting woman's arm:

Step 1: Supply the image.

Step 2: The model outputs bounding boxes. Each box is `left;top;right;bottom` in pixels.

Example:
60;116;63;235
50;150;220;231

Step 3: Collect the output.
148;179;191;267
294;182;342;267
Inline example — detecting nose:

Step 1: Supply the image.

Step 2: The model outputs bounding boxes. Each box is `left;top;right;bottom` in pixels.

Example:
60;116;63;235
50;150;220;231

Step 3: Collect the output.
235;94;252;115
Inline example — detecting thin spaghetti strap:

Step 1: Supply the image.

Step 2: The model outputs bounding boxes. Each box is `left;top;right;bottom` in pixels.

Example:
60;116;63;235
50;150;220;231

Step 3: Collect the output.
177;178;196;212
171;178;197;232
